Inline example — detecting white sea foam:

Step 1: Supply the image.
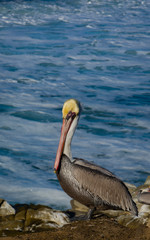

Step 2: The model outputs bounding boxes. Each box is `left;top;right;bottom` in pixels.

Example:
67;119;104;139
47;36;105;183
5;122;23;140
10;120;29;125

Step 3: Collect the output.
0;184;70;209
86;24;95;29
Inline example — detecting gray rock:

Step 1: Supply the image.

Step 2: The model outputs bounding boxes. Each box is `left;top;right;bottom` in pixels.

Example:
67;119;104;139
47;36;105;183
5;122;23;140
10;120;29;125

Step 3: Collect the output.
0;202;70;236
24;206;69;231
0;218;23;232
144;176;150;185
70;199;89;213
0;199;15;217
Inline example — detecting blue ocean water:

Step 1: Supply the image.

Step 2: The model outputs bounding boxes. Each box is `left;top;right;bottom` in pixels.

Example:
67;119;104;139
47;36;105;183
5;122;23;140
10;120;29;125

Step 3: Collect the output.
0;0;150;210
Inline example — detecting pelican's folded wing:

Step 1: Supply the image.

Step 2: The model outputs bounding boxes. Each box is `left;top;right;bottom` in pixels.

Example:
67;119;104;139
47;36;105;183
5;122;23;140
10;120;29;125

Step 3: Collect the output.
73;158;116;177
72;163;138;216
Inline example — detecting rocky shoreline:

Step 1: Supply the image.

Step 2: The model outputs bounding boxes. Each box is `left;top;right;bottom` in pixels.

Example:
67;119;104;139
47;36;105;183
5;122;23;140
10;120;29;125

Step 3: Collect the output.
0;176;150;239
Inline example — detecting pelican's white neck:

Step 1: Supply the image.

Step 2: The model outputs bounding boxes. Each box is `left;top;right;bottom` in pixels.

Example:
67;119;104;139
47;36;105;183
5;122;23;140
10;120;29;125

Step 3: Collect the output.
63;116;79;161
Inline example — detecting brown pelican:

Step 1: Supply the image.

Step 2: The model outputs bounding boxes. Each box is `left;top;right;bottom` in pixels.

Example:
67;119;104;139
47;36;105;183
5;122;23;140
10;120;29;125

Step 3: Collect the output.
137;187;150;205
54;99;138;219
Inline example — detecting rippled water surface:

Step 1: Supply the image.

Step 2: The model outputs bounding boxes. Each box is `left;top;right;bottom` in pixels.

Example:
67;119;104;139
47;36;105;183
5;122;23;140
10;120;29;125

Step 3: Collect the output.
0;0;150;209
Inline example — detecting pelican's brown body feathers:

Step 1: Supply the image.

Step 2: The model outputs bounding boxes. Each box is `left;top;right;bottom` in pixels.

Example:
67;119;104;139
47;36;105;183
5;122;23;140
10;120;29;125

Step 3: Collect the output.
57;154;138;215
54;99;138;218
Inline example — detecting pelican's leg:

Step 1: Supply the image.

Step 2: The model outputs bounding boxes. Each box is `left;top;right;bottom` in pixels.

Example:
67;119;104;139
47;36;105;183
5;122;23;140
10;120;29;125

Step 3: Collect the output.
70;208;95;221
86;208;95;219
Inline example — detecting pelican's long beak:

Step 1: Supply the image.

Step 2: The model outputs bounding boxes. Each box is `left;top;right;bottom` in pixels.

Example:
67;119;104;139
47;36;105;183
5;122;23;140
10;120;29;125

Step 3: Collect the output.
54;112;76;172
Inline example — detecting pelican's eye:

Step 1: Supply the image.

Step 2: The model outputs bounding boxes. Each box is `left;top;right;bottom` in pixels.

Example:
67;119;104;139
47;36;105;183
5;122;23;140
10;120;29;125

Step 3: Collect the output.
66;111;76;120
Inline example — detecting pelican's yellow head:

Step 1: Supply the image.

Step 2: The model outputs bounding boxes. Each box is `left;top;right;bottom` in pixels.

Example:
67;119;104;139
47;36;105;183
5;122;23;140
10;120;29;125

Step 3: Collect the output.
62;99;81;119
